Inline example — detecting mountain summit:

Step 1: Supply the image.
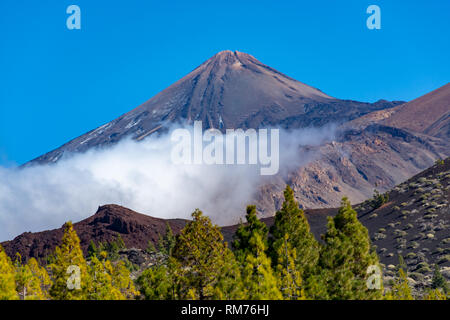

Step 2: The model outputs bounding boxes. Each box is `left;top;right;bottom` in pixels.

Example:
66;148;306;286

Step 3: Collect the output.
29;51;401;164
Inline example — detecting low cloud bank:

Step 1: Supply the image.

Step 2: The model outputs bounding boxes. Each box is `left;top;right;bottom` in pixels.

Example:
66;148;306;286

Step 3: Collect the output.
0;124;336;241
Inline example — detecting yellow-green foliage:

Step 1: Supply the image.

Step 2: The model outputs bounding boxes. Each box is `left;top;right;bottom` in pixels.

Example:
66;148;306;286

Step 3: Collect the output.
49;222;89;300
1;185;448;301
87;251;124;300
173;209;242;300
14;254;52;300
241;233;282;300
314;197;383;300
0;245;18;300
275;234;305;300
385;269;413;300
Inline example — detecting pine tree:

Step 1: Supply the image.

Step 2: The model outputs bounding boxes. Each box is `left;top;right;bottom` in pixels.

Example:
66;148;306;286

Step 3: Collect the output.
431;264;448;293
211;248;245;300
172;209;239;300
112;259;139;299
241;233;282;300
275;234;305;300
50;222;89;300
269;185;319;294
87;251;124;300
315;197;383;299
385;269;413;300
87;240;98;260
397;254;407;275
164;223;176;256
137;262;178;300
233;205;268;262
14;254;51;300
0;245;18;300
423;288;447;300
146;240;157;253
99;235;126;261
27;258;52;299
157;223;176;255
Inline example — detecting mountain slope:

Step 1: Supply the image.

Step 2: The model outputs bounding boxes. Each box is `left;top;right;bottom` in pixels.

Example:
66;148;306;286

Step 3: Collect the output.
28;50;402;165
382;83;450;138
276;83;450;211
275;124;449;211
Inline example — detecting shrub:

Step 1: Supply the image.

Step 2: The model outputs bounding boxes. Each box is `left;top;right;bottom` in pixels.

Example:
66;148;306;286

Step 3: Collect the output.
370;189;389;209
437;255;450;264
404;224;413;230
416;266;432;273
408;242;420;249
405;252;416;259
409;272;424;282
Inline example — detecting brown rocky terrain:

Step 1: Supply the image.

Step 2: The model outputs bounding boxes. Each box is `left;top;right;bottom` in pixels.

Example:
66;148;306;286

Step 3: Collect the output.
273;83;450;211
0;204;188;260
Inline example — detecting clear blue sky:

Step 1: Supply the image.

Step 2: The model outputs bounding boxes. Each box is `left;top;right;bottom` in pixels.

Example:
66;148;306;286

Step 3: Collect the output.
0;0;449;165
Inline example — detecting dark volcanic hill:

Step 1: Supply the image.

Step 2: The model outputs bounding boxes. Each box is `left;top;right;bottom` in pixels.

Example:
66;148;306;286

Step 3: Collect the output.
29;50;402;165
0;205;189;260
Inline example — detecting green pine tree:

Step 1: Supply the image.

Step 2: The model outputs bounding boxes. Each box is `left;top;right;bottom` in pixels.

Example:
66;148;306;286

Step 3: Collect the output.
275;234;305;300
423;288;447;300
157;223;176;255
269;185;319;294
137;261;179;300
385;269;413;300
233;205;268;262
87;251;124;300
112;259;139;299
397;254;407;275
315;197;383;300
0;245;18;300
211;248;245;300
172;209;240;300
49;222;89;300
27;257;52;299
87;240;98;260
431;264;448;294
146;240;157;253
14;254;51;300
241;233;282;300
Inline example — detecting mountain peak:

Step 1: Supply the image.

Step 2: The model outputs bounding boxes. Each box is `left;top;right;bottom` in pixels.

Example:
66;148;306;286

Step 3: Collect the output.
203;50;255;68
28;52;403;165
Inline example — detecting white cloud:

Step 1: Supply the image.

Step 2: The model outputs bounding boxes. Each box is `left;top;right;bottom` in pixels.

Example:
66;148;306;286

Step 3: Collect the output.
0;124;336;241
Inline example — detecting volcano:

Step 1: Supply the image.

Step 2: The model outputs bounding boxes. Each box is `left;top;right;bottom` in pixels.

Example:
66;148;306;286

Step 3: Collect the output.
24;51;449;216
29;50;402;165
